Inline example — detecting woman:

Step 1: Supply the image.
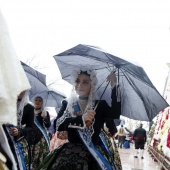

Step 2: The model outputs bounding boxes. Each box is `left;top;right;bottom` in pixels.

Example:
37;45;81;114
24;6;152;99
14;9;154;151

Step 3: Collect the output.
37;66;121;170
5;93;51;169
30;96;51;169
3;90;34;170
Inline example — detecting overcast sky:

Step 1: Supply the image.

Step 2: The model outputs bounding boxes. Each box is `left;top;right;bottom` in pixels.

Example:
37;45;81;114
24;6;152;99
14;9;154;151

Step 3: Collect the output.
1;0;170;96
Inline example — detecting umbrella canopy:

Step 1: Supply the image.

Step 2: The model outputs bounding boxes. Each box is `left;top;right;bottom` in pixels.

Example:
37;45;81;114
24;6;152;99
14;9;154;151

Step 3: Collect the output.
21;61;47;98
30;90;66;108
53;44;169;122
21;61;46;85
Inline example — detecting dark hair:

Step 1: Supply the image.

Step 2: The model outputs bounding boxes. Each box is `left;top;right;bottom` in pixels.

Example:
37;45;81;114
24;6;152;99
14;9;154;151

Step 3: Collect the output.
139;123;143;128
34;96;43;101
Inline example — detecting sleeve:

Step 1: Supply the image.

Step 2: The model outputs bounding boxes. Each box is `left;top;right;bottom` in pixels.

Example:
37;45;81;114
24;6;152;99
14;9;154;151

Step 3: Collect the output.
43;111;51;128
104;118;117;135
56;100;68;119
98;100;118;136
18;104;34;138
22;104;34;127
54;100;68;132
111;85;121;119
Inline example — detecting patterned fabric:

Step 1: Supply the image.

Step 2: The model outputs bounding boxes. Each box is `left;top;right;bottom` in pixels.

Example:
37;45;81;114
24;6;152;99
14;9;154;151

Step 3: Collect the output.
37;143;99;170
100;130;122;170
19;129;49;170
50;131;68;151
2;124;27;170
18;138;30;169
57;131;68;140
31;137;49;169
112;139;122;170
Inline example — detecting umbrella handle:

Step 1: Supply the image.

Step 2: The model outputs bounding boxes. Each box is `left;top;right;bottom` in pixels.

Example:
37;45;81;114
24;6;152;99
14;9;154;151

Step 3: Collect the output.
94;81;110;111
85;81;110;127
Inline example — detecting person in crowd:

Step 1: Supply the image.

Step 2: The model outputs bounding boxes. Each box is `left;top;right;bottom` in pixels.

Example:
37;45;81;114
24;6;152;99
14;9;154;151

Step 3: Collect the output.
3;90;34;170
31;96;51;169
123;134;130;149
125;127;133;137
133;123;147;159
4;92;51;170
37;66;122;170
118;125;125;148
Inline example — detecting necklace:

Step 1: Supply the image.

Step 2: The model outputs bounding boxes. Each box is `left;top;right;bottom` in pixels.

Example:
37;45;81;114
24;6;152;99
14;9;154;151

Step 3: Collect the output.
79;96;88;100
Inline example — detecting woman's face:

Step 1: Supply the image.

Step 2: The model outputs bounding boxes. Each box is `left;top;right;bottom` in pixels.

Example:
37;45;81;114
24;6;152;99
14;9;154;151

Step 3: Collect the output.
34;97;43;109
75;74;91;97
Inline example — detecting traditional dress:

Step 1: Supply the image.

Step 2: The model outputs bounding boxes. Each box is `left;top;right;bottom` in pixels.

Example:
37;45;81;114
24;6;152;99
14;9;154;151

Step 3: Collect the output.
37;67;122;170
38;94;121;169
30;110;51;169
3;98;51;170
3;103;34;170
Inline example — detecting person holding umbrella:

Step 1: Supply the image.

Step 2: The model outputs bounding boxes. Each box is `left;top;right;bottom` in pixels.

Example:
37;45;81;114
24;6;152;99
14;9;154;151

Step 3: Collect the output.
31;96;51;169
37;66;122;170
4;90;34;170
5;93;51;170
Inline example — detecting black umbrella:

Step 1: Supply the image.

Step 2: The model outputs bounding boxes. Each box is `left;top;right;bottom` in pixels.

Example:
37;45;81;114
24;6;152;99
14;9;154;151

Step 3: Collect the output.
21;62;66;109
30;90;66;109
53;44;168;122
21;61;47;98
21;61;46;85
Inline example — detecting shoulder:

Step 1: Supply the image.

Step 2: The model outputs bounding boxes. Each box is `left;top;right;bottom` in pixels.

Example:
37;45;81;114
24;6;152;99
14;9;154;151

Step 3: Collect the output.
24;103;34;111
23;104;34;116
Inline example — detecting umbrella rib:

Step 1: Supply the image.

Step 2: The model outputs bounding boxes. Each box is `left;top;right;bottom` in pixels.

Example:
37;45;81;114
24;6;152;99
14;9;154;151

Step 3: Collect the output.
103;52;156;89
94;82;110;111
120;68;149;120
120;67;155;89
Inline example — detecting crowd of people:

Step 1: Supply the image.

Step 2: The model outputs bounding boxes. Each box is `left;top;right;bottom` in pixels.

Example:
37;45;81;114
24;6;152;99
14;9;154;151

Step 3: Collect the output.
0;7;156;170
1;66;148;170
2;66;125;170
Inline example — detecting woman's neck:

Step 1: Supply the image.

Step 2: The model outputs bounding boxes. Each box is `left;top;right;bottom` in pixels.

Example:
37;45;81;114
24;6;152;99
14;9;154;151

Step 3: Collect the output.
34;108;42;114
78;96;88;104
78;96;88;112
79;96;88;100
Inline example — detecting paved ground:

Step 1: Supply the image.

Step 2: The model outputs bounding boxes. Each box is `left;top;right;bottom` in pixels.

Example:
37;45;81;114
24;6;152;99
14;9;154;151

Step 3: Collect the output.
118;143;162;170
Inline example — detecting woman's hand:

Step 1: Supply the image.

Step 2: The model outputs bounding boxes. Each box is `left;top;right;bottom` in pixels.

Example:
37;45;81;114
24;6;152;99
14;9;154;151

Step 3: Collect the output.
106;72;117;88
41;111;47;119
9;127;19;136
83;110;96;127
